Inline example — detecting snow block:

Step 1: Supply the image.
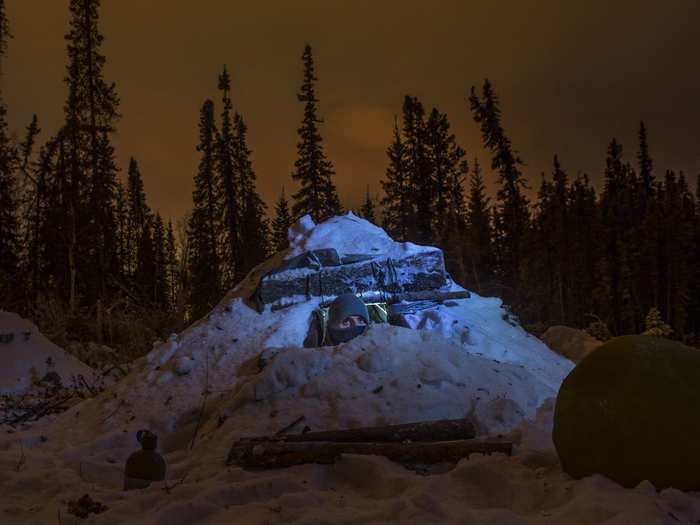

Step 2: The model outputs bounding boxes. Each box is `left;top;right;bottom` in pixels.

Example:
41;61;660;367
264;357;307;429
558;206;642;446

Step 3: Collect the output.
553;335;700;491
256;249;448;311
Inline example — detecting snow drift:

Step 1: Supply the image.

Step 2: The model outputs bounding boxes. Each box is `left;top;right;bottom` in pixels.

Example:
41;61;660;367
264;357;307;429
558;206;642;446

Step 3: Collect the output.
3;213;698;524
0;311;98;395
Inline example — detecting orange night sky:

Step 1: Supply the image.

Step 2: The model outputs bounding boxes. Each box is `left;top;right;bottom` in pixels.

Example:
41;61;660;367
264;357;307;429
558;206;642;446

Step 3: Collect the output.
3;1;699;224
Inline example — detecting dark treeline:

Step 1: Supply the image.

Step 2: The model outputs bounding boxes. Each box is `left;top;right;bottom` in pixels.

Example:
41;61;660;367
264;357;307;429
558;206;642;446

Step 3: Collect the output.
0;0;184;358
0;1;698;357
378;80;699;343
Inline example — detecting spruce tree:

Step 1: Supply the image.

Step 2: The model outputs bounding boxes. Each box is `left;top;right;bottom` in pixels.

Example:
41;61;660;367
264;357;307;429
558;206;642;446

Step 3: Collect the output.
596;138;639;333
126;156;150;280
464;158;493;294
134;213;155;299
114;178;127;280
187;99;221;320
291;44;341;222
216;66;239;287
636;121;654;205
165;219;178;311
529;155;571;324
469;79;529;302
233;111;268;280
359;185;376;224
401;96;432;243
657;170;696;334
63;0;120;304
381;116;411;241
0;102;19;286
271;186;292;252
567;173;598;327
425;107;468;240
0;0;20;300
152;212;167;306
633;121;660;318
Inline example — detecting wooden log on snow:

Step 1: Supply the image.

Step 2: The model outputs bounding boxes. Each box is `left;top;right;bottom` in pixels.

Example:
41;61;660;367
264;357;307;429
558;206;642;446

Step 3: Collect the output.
226;440;513;468
240;418;475;444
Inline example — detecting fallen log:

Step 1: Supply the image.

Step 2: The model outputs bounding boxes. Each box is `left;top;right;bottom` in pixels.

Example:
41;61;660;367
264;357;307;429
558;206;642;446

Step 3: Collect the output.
227;440;512;468
241;418;475;444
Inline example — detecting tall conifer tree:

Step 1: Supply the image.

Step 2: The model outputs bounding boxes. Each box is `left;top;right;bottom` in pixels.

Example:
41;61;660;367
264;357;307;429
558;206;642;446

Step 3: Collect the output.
126;156;150;279
0;0;20;298
291;44;341;222
469;79;529;301
152;212;167;306
63;0;120;305
233;111;268;279
381;116;410;241
165;219;178;311
401;96;432;243
187;99;221;319
464;158;493;294
216;66;239;288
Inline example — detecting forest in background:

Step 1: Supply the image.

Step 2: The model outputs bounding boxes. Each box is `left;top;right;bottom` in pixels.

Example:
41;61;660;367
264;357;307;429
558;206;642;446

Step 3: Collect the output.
0;1;698;363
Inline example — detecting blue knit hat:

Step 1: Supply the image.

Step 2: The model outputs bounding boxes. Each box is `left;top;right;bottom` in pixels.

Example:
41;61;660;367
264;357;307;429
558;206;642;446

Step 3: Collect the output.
327;294;369;344
328;293;369;328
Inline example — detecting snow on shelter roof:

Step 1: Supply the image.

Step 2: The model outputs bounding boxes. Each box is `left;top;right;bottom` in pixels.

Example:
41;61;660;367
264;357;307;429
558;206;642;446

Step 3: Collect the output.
286;212;434;261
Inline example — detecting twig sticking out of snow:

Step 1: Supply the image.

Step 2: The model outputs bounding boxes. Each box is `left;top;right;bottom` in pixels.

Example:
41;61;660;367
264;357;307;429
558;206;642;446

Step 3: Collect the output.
274;415;305;436
161;473;188;495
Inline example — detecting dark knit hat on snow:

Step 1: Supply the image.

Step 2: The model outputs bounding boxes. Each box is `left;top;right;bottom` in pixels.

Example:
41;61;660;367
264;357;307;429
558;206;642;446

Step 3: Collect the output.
328;293;369;328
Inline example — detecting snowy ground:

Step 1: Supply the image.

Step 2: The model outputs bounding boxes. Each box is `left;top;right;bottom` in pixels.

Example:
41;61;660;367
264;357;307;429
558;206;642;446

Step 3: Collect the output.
1;213;699;524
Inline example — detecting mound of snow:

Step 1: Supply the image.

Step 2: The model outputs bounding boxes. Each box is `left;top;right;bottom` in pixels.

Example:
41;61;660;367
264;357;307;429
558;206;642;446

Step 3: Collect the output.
540;325;602;363
2;214;698;524
0;311;97;395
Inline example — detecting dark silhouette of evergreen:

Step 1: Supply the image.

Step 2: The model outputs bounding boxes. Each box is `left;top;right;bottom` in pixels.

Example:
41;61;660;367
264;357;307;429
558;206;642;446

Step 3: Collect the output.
426;107;467;233
152;212;168;306
469;79;529;302
216;66;239;288
359;185;376;224
63;0;120;306
566;172;599;327
381;116;411;241
0;0;20;301
134;213;155;299
636;121;654;206
595;138;640;333
271;186;292;252
233;111;269;280
187;99;221;320
463;158;493;294
126;157;150;279
291;44;341;222
400;96;432;243
165;219;178;310
657;170;696;335
0;101;19;286
114;178;127;280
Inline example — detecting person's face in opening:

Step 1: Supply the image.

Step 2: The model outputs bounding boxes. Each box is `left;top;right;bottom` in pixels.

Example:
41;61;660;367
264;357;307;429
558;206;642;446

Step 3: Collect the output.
337;315;367;330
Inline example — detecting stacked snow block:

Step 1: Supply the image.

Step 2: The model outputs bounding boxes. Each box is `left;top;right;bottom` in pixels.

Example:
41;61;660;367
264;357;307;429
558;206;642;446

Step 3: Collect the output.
255;247;460;312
